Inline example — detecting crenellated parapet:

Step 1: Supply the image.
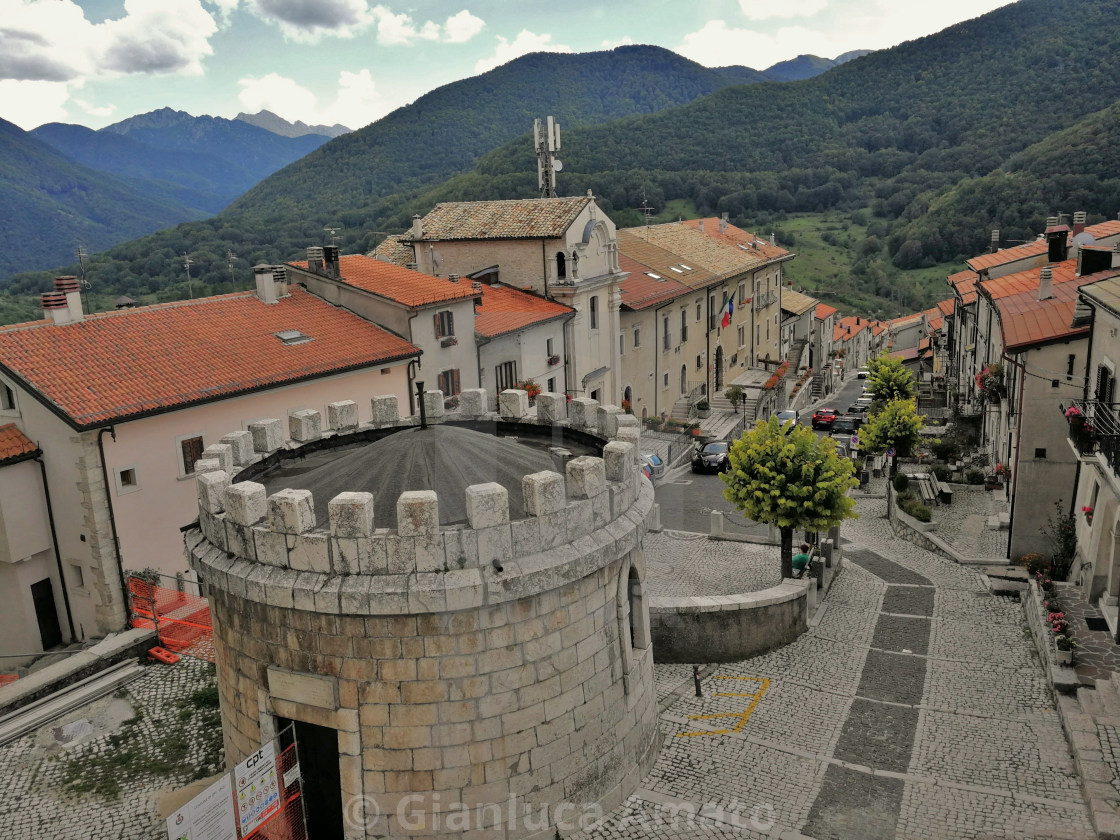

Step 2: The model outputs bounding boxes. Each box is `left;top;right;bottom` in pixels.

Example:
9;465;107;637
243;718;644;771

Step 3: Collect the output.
188;388;652;616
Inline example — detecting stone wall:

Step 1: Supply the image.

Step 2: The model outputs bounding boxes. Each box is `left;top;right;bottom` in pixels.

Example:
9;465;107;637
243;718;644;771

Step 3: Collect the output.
188;387;660;839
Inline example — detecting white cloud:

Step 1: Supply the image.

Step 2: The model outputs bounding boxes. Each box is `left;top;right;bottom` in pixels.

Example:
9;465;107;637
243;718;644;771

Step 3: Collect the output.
237;72;320;117
237;67;385;128
474;30;572;74
370;6;484;46
676;20;831;69
204;0;241;26
443;10;485;44
96;0;218;75
738;0;828;20
601;36;635;49
75;99;117;119
249;0;374;43
0;79;72;129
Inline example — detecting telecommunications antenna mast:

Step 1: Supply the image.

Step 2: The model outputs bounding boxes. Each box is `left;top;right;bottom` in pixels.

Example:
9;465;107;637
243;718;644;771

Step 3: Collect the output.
534;116;561;198
76;246;92;290
324;226;342;246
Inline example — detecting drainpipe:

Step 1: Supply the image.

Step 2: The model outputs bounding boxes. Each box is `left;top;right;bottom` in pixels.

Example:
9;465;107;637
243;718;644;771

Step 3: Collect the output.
35;455;76;641
1002;349;1027;560
97;426;130;630
416;381;427;430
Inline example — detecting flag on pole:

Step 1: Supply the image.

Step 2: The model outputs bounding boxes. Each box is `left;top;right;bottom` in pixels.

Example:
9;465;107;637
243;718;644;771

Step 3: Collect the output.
721;298;733;329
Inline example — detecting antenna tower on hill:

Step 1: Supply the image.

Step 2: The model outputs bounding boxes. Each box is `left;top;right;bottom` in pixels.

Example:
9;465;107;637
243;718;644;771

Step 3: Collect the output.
534;117;561;198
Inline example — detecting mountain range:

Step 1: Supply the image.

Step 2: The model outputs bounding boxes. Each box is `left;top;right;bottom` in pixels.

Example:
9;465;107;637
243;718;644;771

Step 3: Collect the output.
3;0;1118;320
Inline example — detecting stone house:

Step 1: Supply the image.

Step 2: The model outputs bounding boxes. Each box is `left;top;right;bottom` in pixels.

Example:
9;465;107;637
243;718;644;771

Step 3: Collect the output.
375;196;625;404
0;272;419;659
780;289;819;369
1067;274;1120;605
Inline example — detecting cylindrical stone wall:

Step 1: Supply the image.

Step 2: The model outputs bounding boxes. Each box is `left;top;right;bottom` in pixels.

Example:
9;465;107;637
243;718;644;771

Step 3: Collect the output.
188;394;659;839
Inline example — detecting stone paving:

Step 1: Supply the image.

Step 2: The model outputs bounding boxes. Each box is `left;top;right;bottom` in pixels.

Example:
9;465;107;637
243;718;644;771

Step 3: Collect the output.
1052;583;1120;686
906;474;1010;559
0;656;219;840
644;530;783;598
575;487;1095;840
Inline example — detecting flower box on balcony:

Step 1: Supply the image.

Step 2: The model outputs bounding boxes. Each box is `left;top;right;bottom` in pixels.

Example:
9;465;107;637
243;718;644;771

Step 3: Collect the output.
547;354;560;366
440;337;458;348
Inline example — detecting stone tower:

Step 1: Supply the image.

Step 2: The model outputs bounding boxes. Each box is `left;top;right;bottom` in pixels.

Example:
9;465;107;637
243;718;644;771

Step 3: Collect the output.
186;388;659;838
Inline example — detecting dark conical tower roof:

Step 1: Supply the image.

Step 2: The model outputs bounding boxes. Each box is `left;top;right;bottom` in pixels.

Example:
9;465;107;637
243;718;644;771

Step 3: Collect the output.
262;425;557;528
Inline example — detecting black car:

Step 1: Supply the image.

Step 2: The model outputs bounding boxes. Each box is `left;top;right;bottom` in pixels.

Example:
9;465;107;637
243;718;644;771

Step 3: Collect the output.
831;416;863;435
692;440;731;473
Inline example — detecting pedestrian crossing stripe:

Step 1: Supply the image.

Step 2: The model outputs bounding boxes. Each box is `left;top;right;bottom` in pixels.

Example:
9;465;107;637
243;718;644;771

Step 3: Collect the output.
678;676;770;737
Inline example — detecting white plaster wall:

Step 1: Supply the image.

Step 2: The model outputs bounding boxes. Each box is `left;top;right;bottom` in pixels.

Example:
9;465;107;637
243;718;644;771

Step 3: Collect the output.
478;321;568;397
0;549;62;660
0;459;50;564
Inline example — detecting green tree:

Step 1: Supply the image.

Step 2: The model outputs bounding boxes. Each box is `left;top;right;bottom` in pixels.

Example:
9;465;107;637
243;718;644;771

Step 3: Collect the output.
858;398;925;474
721;416;859;578
866;353;916;406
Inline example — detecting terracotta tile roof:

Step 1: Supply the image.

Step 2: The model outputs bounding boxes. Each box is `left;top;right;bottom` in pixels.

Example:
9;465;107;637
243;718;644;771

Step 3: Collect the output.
368;235;414;265
890;346;923;362
290;254;478;308
836;316;870;336
815;303;838;320
681;218;792;263
936;298;955;317
0;424;37;464
620;219;789;286
995;281;1087;351
617;231;714;297
474;283;573;339
618;254;692;310
888;313;922;328
979;261;1081;300
966;220;1120;271
871;323;887;337
780;289;817;316
833;324;849;343
0;288;420;430
411;197;591;241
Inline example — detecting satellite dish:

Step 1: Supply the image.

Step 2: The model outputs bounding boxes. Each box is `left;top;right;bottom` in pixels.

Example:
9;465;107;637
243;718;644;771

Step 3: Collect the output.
1073;232;1097;246
552;158;563;171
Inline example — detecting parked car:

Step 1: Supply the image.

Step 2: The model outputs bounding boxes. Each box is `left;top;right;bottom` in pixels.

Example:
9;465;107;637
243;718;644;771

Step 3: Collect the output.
692;440;731;473
831;416;863;435
811;408;839;429
857;367;870;379
641;452;665;480
775;409;800;426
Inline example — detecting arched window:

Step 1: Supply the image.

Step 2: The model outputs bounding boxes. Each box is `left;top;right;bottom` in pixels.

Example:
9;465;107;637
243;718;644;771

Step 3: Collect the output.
589;295;599;330
556;251;566;279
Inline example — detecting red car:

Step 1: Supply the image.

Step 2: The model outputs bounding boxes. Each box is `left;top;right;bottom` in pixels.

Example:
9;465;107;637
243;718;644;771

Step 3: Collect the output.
812;408;839;429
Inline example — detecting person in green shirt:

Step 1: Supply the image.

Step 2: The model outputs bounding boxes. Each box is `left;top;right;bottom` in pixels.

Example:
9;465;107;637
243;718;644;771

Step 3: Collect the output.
792;543;812;575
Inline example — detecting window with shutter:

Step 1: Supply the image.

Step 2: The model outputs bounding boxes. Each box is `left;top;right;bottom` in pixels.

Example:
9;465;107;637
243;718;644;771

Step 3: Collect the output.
180;436;204;476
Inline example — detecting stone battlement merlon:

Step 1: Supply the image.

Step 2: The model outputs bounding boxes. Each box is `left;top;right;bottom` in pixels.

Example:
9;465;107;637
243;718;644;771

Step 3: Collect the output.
187;388;653;613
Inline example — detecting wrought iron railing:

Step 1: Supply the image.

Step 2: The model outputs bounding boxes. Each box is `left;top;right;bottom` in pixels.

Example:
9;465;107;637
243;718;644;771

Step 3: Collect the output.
1062;399;1120;475
753;290;777;311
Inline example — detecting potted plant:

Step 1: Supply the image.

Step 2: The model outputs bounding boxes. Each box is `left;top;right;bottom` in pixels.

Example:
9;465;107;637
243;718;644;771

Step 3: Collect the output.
1082;505;1094;525
516;379;542;404
724;385;744;414
1054;634;1077;665
621;399;633;415
695;400;711;419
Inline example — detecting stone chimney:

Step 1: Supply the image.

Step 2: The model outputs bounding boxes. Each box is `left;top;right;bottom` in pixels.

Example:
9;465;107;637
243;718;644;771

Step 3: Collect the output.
1037;266;1053;301
719;213;728;234
54;276;84;323
1046;217;1069;263
411;214;423;240
306;246;324;273
272;266;289;297
990;230;999;254
322;245;339;279
254;264;278;304
40;291;71;325
770;232;776;246
448;274;460;284
698;219;704;232
1073;211;1087;238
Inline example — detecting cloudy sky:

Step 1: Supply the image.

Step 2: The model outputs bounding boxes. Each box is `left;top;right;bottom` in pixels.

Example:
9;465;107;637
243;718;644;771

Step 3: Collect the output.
0;0;1015;132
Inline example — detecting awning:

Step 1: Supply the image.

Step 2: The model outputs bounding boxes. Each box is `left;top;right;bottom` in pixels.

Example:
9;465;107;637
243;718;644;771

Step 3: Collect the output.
581;366;610;384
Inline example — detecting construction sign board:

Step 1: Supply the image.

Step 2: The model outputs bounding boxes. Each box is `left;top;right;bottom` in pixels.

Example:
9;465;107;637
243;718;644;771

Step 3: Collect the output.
165;775;236;840
234;743;281;835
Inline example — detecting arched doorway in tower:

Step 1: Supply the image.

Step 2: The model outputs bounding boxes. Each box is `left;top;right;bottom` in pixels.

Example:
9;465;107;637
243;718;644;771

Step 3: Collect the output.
715;346;724;390
623;385;632;408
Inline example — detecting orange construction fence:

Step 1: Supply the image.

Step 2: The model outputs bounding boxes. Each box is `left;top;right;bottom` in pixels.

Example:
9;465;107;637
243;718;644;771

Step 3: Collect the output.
246;741;308;840
128;576;214;663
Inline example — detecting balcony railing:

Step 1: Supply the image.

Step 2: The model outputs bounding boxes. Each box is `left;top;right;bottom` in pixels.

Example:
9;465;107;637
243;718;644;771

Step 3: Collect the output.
1062;399;1120;475
753;290;777;311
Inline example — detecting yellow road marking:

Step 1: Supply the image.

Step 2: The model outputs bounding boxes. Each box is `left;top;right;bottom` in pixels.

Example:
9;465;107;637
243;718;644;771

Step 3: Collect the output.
678;676;770;737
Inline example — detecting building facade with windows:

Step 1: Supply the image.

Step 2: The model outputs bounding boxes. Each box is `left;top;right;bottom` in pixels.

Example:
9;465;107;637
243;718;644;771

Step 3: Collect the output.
376;195;625;404
0;274;418;657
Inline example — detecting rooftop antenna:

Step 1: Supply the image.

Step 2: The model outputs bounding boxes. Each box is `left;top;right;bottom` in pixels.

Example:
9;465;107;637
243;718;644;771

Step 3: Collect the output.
76;246;92;290
534;116;561;199
182;253;194;300
226;250;238;286
324;226;342;246
639;193;655;226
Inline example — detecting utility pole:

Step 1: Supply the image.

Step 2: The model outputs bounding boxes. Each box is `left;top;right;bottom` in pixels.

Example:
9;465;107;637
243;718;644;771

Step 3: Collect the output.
183;254;194;299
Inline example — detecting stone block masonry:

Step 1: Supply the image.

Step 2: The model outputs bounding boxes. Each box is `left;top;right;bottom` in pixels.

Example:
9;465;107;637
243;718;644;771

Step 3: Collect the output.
188;387;660;839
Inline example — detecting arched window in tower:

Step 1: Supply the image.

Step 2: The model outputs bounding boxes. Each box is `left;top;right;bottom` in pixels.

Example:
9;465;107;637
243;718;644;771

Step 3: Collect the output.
556;251;566;279
590;295;599;330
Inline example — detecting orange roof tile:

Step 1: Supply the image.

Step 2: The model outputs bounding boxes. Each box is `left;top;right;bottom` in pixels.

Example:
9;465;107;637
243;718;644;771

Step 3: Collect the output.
620;219;790;286
291;254;478;308
0;288;420;430
871;324;887;337
815;303;838;320
618;254;692;310
980;261;1081;300
368;235;414;265
474;284;572;339
617;233;714;297
681;218;792;263
836;316;869;336
412;197;591;241
936;298;955;317
995;282;1087;350
966;220;1120;271
0;424;37;464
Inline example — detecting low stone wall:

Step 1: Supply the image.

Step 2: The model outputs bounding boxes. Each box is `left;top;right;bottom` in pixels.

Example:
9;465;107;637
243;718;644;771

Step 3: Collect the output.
649;579;810;663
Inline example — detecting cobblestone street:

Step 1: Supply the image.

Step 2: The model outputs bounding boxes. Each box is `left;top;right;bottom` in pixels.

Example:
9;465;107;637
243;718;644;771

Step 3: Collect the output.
577;491;1095;839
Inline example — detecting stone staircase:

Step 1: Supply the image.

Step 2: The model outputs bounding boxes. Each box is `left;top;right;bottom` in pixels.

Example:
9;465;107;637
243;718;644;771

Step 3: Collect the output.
669;397;692;421
811;369;827;399
785;338;807;374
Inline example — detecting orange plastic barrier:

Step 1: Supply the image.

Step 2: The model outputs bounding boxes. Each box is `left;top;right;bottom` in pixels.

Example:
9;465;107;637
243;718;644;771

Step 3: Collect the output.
128;576;214;663
0;674;18;687
148;646;180;665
